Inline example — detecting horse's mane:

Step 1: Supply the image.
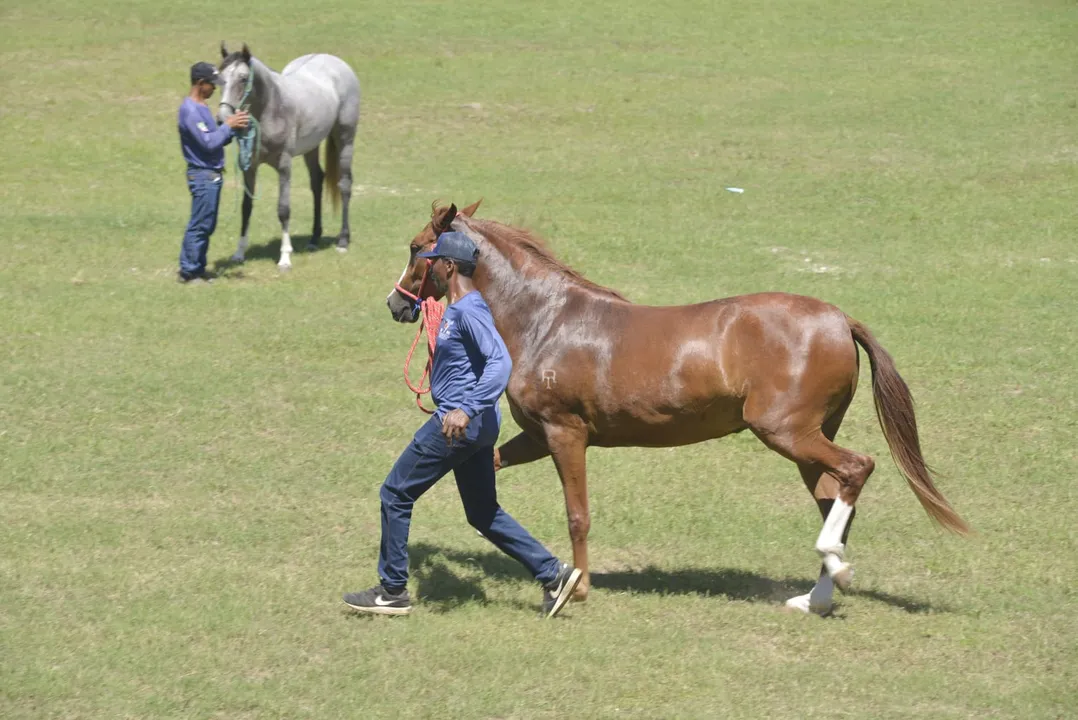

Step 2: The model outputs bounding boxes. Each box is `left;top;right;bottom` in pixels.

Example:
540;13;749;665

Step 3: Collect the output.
465;217;628;302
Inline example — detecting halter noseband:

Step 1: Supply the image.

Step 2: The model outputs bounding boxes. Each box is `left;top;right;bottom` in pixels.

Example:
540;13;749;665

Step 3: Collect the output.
394;258;435;313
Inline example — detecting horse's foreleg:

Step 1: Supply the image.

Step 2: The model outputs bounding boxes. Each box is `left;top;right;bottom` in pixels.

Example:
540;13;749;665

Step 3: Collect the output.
545;422;591;602
302;149;323;250
494;431;551;471
231;168;258;263
276;161;293;270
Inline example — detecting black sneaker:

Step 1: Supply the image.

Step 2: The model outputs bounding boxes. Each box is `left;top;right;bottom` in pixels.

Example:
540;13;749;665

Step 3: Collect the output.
343;584;412;616
541;563;583;619
177;272;211;284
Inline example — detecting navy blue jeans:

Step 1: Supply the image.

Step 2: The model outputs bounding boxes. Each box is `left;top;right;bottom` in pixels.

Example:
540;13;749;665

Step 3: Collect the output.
179;168;223;277
378;412;561;590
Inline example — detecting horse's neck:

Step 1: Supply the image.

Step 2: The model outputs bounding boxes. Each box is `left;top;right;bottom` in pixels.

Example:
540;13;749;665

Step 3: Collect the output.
248;58;284;118
467;228;590;354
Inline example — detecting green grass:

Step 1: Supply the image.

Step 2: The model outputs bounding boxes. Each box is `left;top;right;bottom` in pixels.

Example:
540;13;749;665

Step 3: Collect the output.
2;0;1078;717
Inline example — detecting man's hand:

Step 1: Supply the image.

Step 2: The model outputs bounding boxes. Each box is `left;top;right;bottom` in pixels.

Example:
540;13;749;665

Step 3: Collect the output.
442;409;470;443
225;111;250;130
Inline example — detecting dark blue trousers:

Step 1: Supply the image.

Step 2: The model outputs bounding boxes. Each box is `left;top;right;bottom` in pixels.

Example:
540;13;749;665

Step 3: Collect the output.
378;412;561;590
179;168;222;277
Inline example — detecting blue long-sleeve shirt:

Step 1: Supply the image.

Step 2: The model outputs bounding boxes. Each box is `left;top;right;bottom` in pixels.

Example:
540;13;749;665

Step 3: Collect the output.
430;291;512;423
177;97;233;170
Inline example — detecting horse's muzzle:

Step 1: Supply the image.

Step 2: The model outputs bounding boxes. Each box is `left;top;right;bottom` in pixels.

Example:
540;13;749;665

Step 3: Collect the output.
387;294;420;324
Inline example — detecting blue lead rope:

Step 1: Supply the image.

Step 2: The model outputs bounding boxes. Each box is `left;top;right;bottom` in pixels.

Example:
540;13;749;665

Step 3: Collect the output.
233;67;260;200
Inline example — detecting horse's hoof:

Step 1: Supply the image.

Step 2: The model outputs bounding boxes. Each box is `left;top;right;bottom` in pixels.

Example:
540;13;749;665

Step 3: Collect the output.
784;593;832;616
277;263;292;272
306;243;318;252
571;586;589;603
335;245;348;254
830;563;854;592
230;254;246;264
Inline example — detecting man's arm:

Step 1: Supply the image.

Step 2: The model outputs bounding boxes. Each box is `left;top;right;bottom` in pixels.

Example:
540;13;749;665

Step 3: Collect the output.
456;310;512;419
180;105;234;152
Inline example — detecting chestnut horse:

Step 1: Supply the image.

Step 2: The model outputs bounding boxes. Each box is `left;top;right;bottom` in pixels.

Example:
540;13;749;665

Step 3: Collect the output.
386;201;969;615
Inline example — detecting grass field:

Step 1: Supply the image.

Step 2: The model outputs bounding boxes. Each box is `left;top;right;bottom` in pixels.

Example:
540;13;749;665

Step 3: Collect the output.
2;0;1078;717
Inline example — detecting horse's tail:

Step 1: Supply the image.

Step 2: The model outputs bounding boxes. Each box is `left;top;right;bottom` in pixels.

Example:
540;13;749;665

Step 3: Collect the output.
847;316;970;535
324;133;341;212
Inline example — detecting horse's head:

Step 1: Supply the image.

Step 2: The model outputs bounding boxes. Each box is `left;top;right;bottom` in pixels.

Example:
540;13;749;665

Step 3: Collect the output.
386;200;482;323
216;42;253;125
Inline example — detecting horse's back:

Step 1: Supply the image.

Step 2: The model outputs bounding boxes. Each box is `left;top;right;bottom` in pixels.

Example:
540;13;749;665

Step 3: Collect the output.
612;292;856;422
280;54;360;145
283;53;360;97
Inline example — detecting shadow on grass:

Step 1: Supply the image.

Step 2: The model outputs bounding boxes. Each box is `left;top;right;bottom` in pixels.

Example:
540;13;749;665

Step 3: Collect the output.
406;542;947;615
406;542;531;614
211;234;342;273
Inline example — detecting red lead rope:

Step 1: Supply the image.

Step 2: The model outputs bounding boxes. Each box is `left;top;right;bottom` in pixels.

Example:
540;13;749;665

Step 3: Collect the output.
402;298;446;414
396;259;445;414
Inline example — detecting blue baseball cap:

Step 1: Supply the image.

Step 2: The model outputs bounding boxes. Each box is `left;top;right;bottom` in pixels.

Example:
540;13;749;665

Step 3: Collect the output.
417;231;479;264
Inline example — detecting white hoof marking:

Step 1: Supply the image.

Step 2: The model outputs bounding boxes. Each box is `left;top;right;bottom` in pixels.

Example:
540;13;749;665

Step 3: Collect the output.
785;593;832;616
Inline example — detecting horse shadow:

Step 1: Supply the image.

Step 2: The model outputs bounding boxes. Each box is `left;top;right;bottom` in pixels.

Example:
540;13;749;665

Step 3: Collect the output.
405;542;946;615
211;234;340;273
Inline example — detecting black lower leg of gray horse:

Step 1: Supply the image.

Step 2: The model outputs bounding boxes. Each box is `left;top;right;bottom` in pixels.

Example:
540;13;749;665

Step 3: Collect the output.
303;150;324;249
232;168;258;263
336;138;354;251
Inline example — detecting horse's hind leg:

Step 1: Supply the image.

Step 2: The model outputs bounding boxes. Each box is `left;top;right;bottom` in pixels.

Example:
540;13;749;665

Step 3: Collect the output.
302;149;324;250
333;122;357;252
783;403;858;615
747;397;874;598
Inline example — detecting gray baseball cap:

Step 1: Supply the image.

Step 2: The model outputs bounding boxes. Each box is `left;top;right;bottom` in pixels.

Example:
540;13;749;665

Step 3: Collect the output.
417;232;479;264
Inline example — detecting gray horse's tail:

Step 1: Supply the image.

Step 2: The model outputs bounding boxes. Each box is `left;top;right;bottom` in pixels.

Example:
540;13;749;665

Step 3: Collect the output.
324;134;341;212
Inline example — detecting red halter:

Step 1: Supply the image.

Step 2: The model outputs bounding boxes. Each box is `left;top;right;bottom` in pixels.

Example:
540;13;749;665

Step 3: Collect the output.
395;260;446;414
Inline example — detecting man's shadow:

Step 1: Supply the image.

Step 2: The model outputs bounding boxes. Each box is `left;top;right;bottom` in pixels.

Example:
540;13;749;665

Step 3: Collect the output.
407;542;944;615
211;235;338;273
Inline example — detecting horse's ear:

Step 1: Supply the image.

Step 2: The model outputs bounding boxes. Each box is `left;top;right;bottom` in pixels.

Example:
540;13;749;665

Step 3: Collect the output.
460;199;482;218
434;203;458;234
241;43;251;63
220;42;229;59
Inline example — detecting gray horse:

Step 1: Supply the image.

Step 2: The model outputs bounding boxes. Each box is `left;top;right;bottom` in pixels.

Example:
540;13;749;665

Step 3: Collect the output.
216;43;360;270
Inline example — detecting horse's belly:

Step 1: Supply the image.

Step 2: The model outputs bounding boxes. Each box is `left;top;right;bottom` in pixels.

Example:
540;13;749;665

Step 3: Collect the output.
293;121;334;156
285;74;342;156
590;403;747;448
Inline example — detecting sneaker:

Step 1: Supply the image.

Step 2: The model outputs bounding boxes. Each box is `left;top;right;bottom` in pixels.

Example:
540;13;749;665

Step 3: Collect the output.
343;584;412;616
541;563;583;619
177;272;211;284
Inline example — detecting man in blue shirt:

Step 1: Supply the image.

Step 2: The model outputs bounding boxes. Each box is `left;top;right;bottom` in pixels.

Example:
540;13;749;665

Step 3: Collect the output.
344;232;582;618
176;62;249;283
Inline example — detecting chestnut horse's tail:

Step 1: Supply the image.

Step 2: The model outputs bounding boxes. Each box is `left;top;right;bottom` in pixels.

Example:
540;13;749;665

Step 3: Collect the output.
847;317;970;535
